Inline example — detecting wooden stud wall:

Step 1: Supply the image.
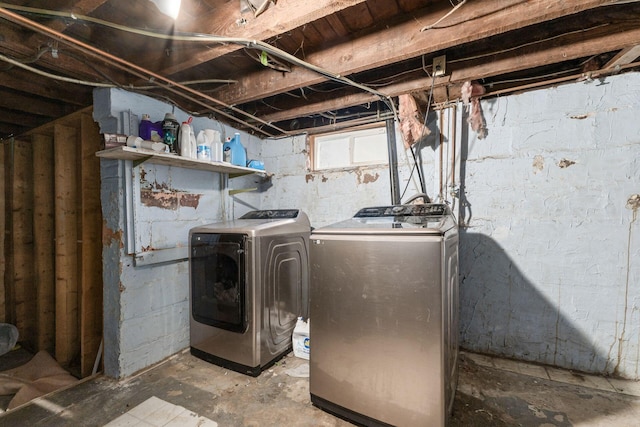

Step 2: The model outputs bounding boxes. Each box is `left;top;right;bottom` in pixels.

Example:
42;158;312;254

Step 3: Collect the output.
0;142;6;322
1;108;103;378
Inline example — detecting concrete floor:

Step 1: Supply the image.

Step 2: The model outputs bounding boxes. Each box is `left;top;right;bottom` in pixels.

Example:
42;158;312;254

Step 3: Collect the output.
1;348;640;426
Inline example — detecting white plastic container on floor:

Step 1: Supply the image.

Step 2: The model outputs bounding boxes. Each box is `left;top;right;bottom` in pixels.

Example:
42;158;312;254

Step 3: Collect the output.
292;317;310;360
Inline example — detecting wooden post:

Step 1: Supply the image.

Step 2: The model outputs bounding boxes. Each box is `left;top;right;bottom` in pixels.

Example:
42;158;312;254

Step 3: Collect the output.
12;139;35;349
0;140;6;322
54;124;79;367
79;113;103;376
32;133;56;354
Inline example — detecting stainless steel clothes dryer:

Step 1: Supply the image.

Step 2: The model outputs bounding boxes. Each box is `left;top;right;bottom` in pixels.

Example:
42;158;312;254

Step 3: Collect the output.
309;203;459;427
189;209;310;376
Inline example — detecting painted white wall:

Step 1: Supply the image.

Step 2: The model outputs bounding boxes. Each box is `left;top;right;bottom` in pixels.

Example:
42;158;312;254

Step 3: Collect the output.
95;72;640;379
235;127;438;228
249;73;640;378
455;73;640;378
95;88;249;377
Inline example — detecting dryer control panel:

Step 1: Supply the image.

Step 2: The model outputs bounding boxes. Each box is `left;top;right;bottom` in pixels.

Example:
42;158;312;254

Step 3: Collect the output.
240;209;300;220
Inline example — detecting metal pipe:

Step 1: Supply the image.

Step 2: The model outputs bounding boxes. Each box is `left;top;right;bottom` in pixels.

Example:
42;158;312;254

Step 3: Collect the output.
450;104;457;189
439;110;444;201
386;118;401;205
0;7;286;137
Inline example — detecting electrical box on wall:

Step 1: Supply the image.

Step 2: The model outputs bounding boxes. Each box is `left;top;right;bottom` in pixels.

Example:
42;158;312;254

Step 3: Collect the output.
433;55;446;76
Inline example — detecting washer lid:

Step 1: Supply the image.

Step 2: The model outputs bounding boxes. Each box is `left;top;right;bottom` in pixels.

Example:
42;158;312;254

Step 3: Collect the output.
313;203;457;235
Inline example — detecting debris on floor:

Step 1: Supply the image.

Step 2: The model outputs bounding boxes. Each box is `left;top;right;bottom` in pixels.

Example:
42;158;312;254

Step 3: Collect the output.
1;349;640;426
0;350;78;410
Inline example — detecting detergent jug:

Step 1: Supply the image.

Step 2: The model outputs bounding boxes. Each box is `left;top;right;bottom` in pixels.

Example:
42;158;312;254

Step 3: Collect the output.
223;132;247;167
179;117;196;159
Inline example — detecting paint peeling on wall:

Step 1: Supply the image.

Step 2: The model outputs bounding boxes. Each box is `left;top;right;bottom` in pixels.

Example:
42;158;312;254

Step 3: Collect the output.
102;220;123;249
532;155;544;173
558;158;576;168
139;179;202;210
141;188;179;209
180;193;201;208
627;194;640;212
569;113;593;120
355;169;380;184
305;174;315;183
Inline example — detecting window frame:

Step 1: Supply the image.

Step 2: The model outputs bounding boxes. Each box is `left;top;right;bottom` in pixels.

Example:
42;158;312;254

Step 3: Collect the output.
309;123;389;171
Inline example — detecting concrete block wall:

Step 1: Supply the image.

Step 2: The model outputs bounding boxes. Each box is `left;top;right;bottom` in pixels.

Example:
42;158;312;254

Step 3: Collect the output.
243;131;437;228
95;72;639;379
456;72;640;378
95;88;250;378
252;73;639;378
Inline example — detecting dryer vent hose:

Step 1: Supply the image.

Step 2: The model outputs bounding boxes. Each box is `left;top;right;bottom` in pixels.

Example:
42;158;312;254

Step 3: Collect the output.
404;193;431;204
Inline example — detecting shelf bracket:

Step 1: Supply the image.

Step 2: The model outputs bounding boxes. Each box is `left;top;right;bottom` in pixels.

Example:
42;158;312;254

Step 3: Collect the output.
229;187;258;195
133;155;152;168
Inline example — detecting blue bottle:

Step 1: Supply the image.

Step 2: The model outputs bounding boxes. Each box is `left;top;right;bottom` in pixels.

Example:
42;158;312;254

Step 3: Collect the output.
223;132;247;167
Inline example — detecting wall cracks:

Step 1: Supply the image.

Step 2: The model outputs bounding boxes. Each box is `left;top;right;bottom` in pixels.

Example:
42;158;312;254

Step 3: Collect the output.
614;194;640;375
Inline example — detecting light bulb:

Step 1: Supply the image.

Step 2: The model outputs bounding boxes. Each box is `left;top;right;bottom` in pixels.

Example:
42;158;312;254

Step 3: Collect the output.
150;0;181;19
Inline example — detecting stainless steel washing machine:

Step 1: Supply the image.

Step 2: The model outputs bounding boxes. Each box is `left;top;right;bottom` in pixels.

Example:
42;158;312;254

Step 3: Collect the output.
310;203;459;427
189;209;310;376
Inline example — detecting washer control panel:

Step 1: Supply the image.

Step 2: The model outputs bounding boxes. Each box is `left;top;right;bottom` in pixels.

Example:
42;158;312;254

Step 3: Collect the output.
354;204;447;218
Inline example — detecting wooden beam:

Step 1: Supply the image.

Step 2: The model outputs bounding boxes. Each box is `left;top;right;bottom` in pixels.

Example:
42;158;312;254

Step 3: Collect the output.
158;0;369;76
0;69;91;107
0;89;75;118
79;112;103;377
54;123;79;367
604;45;640;68
257;23;640;123
0;123;29;137
0;24;112;84
0;107;55;128
447;25;640;91
213;0;629;105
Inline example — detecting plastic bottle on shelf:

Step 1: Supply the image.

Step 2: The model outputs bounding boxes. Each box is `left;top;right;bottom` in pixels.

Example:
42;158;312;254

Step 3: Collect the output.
205;129;223;162
139;114;163;141
179;117;196;159
223;132;247;167
161;113;180;153
196;130;211;161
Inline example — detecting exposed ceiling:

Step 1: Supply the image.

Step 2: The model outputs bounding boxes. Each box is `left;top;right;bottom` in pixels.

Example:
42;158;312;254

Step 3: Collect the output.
1;0;639;140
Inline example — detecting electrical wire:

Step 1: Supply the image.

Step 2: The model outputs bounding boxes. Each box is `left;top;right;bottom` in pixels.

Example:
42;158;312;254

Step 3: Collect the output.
447;23;610;65
420;0;467;32
0;52;115;87
0;51;239;89
0;45;50;71
0;6;288;137
0;2;397;121
399;72;436;202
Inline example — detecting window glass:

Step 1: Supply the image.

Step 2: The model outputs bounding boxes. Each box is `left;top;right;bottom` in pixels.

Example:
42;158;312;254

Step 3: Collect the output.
312;124;388;170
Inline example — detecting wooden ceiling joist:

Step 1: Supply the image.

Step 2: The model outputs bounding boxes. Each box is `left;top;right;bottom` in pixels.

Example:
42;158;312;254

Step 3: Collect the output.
212;0;630;106
257;23;640;124
158;0;370;76
604;44;640;68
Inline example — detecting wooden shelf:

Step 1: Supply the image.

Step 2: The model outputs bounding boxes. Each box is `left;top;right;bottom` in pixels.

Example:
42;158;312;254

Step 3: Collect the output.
96;146;265;178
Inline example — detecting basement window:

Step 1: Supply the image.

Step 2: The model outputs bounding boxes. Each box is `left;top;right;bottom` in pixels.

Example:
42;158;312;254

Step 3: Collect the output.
311;124;389;170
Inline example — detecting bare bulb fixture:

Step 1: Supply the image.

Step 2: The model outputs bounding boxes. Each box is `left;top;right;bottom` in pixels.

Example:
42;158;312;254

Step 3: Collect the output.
150;0;181;19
